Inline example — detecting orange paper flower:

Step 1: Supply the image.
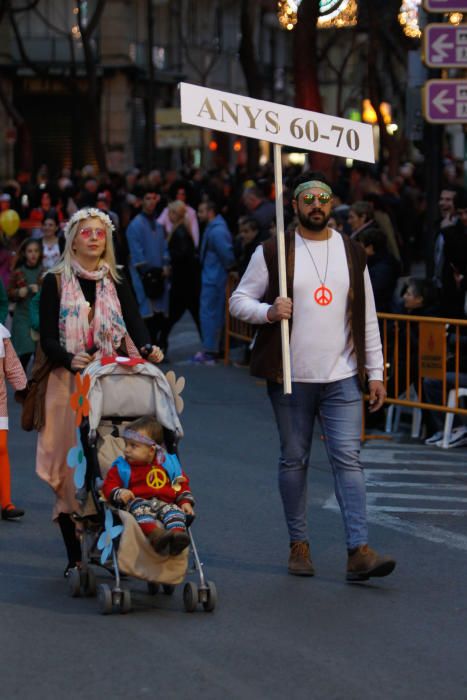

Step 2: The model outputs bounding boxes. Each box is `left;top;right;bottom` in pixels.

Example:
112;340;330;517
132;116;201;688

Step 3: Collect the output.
70;373;91;426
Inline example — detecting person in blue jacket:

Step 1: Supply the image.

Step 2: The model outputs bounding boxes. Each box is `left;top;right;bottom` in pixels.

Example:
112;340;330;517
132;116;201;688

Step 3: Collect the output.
126;188;170;353
194;200;235;364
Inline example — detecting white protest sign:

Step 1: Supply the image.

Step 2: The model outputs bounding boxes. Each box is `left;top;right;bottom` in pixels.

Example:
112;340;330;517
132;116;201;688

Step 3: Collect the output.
180;82;375;163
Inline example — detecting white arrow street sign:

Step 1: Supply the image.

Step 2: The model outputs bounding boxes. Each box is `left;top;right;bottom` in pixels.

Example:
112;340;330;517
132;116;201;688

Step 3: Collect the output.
432;89;455;113
431;33;453;62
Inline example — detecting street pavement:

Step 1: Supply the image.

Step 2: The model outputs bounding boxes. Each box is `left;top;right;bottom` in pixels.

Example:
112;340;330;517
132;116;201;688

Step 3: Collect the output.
1;314;466;700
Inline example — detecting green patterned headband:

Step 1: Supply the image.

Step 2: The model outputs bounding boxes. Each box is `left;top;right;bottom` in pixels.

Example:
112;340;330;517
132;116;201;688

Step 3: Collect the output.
294;181;333;199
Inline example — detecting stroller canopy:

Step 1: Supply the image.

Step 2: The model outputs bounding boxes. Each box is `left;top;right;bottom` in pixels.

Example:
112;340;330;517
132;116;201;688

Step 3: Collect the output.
83;360;183;437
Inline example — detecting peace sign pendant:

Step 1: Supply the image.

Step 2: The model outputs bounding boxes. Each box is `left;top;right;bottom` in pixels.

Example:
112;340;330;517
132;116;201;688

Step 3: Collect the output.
314;285;333;306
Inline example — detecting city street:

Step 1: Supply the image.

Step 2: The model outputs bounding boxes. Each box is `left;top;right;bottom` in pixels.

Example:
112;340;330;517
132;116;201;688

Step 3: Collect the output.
1;317;466;700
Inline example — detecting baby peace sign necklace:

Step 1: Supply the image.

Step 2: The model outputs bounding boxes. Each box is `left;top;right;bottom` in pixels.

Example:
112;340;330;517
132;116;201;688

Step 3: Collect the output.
298;230;333;306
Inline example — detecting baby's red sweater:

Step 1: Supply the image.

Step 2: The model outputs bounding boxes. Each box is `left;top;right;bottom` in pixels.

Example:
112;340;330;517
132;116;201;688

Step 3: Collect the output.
103;459;194;507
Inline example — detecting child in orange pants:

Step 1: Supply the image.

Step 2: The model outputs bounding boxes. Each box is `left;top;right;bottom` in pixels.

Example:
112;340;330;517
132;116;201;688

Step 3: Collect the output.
0;324;27;520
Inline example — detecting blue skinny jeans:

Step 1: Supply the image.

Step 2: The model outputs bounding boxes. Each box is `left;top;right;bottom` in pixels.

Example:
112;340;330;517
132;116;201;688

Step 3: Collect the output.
267;375;368;550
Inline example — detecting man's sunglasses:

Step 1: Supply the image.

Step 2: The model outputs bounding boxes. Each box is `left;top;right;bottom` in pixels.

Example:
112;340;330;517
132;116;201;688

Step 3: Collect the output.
79;227;107;240
302;193;332;205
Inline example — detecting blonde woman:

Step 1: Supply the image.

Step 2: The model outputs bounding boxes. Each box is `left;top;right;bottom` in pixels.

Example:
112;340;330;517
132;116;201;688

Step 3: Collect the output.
36;207;163;577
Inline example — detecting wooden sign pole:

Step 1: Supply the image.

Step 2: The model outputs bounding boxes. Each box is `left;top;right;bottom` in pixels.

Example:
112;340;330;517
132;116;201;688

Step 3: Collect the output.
273;143;292;395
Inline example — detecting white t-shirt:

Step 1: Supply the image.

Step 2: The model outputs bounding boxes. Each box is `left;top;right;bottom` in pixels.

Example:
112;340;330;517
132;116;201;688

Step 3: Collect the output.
42;241;61;270
229;230;383;383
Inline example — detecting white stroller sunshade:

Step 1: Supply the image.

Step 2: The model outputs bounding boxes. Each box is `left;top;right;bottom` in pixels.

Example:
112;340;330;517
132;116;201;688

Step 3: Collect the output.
84;360;183;437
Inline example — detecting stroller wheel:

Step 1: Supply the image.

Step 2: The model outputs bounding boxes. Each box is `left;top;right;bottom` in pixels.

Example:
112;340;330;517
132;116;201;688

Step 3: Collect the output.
147;582;159;595
68;568;82;598
97;583;113;615
202;581;217;612
183;582;198;613
83;568;97;597
120;589;132;614
162;584;175;596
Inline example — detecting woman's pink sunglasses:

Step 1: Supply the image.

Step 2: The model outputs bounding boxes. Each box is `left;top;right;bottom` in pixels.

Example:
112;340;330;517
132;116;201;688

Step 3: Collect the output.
79;227;107;240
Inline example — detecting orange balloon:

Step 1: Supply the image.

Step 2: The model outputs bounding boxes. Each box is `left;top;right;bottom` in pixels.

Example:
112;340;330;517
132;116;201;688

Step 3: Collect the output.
0;209;20;237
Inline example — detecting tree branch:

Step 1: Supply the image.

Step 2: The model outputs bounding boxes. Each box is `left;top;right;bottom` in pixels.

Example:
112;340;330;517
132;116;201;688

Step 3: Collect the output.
176;0;221;85
8;4;48;78
32;5;71;38
10;0;41;13
0;0;8;23
0;78;24;125
82;0;108;39
239;0;262;98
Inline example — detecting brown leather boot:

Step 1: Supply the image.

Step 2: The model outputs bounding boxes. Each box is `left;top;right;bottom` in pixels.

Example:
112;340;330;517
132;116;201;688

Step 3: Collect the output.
346;544;396;582
169;529;190;556
288;541;315;576
149;527;172;556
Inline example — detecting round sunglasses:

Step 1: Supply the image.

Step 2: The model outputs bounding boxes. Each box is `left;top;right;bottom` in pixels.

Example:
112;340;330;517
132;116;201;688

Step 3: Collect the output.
302;193;332;205
78;227;107;240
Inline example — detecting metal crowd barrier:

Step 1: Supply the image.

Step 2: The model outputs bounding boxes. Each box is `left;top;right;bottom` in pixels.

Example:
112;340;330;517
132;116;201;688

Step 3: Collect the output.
224;273;467;439
224;273;255;364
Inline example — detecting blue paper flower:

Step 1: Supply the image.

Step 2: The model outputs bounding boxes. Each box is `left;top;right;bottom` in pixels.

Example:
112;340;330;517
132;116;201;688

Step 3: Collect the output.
97;509;123;565
67;428;87;488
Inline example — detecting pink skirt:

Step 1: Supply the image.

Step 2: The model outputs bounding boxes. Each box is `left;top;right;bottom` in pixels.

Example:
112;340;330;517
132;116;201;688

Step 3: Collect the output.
36;367;80;520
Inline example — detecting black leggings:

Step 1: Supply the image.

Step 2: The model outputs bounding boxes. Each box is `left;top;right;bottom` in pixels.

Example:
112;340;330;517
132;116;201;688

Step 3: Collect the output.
168;283;201;336
145;313;170;353
57;513;82;567
19;353;33;371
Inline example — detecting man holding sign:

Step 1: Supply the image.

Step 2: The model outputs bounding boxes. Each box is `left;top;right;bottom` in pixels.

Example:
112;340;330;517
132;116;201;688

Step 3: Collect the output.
230;172;395;582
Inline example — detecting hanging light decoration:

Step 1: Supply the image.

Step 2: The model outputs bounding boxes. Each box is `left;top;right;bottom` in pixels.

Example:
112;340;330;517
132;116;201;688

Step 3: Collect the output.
277;0;299;31
318;0;357;28
398;0;422;39
449;12;463;24
277;0;357;31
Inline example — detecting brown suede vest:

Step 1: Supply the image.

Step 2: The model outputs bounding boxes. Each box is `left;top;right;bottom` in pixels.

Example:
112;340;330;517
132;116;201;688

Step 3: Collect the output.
249;232;368;388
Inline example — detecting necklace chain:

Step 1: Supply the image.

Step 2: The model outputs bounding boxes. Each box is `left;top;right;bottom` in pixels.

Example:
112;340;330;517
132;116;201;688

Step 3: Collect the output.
298;230;329;287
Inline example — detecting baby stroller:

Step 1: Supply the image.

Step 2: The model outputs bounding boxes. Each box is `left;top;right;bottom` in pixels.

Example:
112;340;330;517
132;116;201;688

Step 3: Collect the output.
66;357;217;615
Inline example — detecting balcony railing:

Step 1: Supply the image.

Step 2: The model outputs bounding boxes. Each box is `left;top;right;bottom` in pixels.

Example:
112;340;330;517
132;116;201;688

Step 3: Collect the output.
11;37;86;64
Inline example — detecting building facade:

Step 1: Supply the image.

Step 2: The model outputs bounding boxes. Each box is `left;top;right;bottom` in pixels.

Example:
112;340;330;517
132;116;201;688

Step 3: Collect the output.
0;0;403;177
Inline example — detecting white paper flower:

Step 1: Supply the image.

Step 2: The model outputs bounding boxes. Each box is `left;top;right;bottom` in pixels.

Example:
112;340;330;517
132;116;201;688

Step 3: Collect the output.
165;370;185;414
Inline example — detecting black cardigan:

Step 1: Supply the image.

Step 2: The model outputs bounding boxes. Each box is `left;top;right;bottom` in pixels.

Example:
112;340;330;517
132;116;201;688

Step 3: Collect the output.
40;272;150;371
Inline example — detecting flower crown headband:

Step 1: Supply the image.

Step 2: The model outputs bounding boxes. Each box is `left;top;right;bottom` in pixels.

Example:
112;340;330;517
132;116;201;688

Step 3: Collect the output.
63;208;116;241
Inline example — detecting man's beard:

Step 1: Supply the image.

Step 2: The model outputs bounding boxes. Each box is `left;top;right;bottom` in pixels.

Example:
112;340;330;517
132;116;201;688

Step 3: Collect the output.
297;208;331;232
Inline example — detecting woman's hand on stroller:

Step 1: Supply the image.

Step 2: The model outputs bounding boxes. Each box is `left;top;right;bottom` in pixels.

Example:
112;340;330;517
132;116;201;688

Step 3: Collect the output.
141;344;164;364
71;351;95;370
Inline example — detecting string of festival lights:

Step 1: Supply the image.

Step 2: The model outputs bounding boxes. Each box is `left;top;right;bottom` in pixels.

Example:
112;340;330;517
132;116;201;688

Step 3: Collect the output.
398;0;463;38
277;0;357;31
278;1;462;35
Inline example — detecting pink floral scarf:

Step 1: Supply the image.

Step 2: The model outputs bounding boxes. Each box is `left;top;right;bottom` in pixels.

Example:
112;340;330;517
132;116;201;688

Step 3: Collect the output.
59;261;139;357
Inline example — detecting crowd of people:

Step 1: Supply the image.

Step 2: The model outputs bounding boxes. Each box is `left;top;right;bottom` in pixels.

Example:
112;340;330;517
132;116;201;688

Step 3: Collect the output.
0;157;465;580
0;158;465;422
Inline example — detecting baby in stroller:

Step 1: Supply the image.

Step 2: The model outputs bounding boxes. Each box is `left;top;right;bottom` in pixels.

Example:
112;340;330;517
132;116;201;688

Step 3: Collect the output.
102;416;194;556
66;359;216;613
